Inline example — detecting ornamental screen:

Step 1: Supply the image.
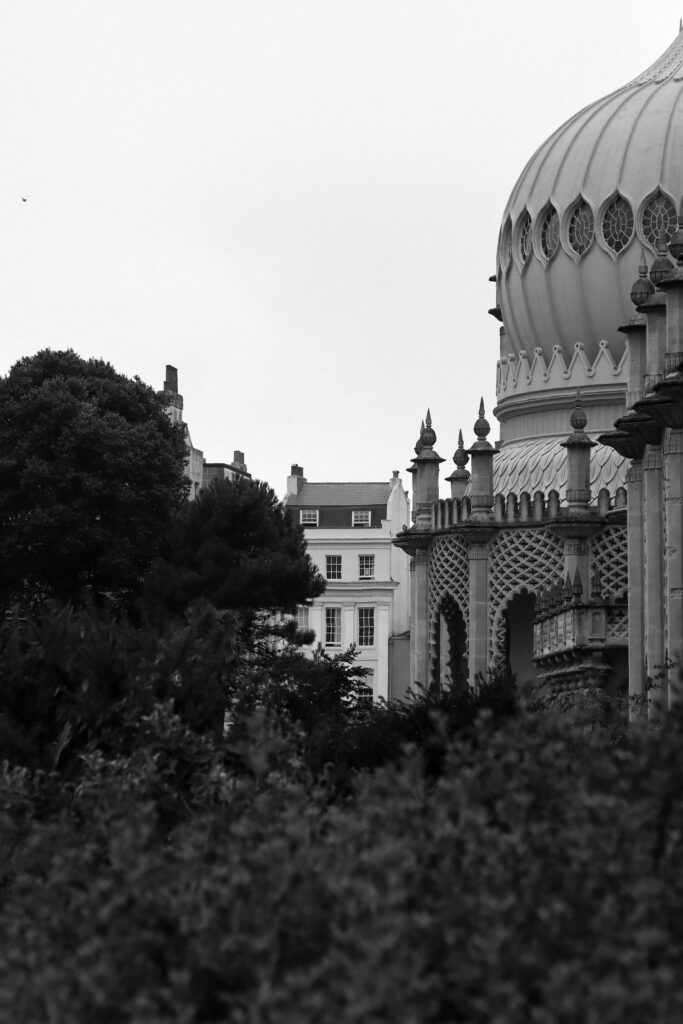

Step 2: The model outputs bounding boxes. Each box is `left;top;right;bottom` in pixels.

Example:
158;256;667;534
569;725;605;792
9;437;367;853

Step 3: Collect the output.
540;206;559;259
568;200;594;256
641;192;677;248
602;196;634;254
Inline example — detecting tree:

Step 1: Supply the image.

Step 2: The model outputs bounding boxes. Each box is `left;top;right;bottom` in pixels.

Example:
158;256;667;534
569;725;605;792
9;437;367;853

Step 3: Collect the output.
144;477;325;633
0;349;189;609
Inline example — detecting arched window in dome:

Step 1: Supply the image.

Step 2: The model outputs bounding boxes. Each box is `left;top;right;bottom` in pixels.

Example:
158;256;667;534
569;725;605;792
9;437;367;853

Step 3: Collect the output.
602;196;634;254
641;191;677;248
518;212;533;264
540;206;559;260
568;200;594;256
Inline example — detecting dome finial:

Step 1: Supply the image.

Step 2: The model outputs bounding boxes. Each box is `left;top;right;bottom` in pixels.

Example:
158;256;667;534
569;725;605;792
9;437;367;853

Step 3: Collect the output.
631;248;655;305
421;409;437;448
650;229;675;286
453;429;469;470
473;399;490;442
569;389;588;432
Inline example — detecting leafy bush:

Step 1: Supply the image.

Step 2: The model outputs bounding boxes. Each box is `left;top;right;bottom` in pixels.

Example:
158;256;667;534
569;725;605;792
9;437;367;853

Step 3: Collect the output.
3;704;683;1022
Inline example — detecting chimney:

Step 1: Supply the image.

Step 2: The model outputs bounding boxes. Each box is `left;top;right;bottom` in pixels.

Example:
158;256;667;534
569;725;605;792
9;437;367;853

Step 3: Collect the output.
161;364;182;421
164;365;179;394
287;464;306;496
232;450;247;472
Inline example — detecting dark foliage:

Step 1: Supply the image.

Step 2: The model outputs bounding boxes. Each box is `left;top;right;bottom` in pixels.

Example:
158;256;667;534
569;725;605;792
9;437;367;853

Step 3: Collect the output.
0;601;243;773
3;694;683;1022
143;477;325;634
0;349;188;609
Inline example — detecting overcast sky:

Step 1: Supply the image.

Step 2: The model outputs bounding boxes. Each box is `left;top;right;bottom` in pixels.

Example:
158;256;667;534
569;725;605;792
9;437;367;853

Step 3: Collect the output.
2;1;681;497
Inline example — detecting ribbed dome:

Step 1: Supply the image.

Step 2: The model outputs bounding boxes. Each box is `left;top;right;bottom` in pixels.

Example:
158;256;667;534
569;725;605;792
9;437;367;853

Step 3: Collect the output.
497;28;683;366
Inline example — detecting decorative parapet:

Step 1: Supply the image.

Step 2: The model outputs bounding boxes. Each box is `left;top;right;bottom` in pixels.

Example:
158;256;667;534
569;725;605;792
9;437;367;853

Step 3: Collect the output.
496;340;628;400
430;485;626;531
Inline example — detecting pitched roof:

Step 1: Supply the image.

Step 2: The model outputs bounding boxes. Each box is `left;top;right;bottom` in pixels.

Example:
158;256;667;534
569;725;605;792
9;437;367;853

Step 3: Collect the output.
286;482;392;507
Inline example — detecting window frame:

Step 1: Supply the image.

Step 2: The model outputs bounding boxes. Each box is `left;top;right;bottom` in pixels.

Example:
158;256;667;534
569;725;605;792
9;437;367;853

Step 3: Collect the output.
357;606;375;648
299;509;319;526
296;606;310;632
358;554;375;580
325;555;342;581
324;606;342;648
352;509;371;527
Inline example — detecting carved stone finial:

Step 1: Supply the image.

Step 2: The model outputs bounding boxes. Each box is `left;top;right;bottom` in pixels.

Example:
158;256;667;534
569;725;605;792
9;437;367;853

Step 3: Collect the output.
651;227;675;286
569;389;588;432
453;428;469;470
421;409;437;447
473;398;490;441
572;566;583;600
630;249;655;306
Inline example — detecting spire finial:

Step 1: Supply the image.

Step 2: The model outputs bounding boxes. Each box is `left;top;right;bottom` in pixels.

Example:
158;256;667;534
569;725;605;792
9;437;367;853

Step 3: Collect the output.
453;428;469;470
631;249;655;305
650;229;675;286
473;398;490;442
639;247;648;277
570;389;587;432
420;409;437;448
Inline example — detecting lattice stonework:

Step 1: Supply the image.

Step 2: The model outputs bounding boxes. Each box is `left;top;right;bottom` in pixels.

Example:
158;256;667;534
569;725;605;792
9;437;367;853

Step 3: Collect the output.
591;525;628;599
488;528;564;660
428;535;470;650
568;199;594;255
602;195;634;253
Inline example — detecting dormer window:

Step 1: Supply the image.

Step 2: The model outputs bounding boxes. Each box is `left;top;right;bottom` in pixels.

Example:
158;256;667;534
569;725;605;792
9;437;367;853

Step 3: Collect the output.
300;509;319;526
352;510;371;527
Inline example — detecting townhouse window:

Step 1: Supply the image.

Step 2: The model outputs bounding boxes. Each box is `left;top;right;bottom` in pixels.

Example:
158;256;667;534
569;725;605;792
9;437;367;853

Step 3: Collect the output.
359;554;375;580
326;555;342;580
358;607;375;647
325;607;342;647
352;510;371;527
296;606;310;631
356;669;374;705
300;509;319;526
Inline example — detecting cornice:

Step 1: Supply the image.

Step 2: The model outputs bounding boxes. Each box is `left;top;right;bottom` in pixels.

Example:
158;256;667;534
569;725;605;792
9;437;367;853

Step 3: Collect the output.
495;339;628;407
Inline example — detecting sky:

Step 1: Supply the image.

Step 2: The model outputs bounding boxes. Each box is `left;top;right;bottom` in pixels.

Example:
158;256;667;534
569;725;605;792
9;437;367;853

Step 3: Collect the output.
2;1;682;498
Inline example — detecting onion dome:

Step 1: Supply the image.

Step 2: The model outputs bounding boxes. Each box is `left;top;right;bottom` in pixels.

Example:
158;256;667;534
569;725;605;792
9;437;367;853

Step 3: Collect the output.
497;28;683;368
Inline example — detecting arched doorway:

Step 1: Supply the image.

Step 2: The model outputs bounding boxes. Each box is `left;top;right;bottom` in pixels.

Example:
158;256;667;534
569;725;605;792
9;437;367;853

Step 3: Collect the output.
500;589;538;687
432;595;468;692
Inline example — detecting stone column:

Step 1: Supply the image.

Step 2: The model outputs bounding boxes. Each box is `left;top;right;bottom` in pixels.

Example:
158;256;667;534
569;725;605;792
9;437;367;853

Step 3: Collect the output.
309;604;324;648
343;605;355;652
468;542;489;686
411;548;430;689
625;461;645;708
375;604;391;701
663;430;683;705
643;445;667;714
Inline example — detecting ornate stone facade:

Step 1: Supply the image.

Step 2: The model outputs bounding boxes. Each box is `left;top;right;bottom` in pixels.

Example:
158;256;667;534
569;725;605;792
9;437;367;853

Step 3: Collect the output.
395;29;683;705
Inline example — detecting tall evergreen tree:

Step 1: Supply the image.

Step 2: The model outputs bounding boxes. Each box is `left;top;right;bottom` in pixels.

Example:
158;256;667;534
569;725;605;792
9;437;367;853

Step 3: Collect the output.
0;349;189;609
144;477;325;634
